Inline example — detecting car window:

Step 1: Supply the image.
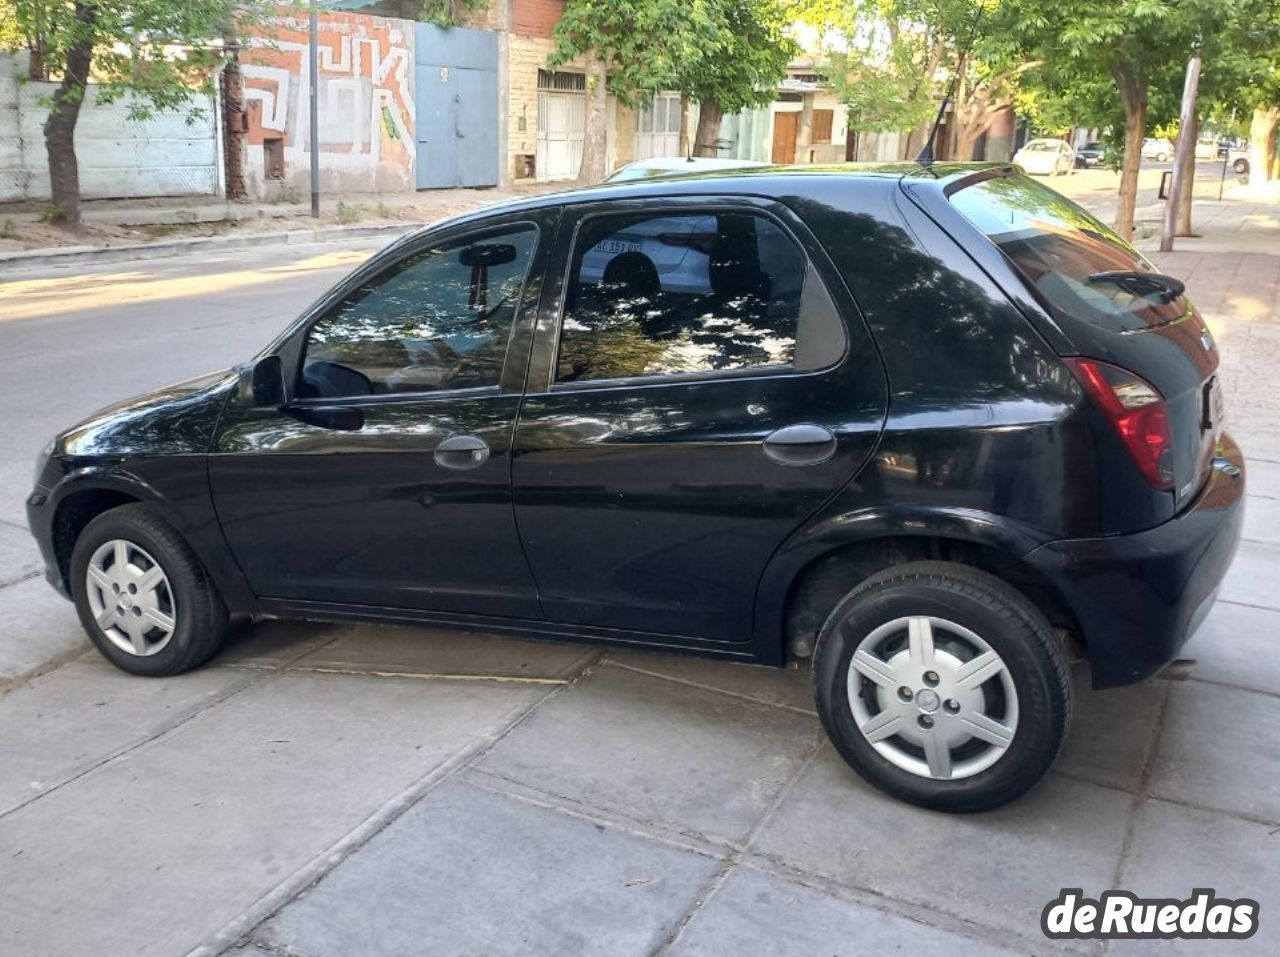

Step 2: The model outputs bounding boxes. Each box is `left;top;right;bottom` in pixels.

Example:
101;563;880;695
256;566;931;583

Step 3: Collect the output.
555;209;844;383
299;226;537;398
950;174;1186;333
1024;140;1053;152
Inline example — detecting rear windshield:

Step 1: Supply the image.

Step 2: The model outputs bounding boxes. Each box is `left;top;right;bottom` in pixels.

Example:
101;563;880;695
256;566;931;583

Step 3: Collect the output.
949;173;1186;332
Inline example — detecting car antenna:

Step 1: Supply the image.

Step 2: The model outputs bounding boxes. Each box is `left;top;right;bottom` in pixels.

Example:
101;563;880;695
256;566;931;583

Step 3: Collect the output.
916;0;989;166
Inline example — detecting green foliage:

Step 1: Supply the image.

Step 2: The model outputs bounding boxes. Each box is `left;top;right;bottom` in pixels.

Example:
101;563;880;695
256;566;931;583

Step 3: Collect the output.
674;0;796;115
6;1;271;113
809;1;1034;141
410;0;490;28
335;201;365;225
37;201;65;222
549;0;793;111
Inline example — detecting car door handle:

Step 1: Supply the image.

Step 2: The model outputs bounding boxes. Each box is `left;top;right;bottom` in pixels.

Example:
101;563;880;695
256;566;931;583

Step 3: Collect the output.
433;434;490;471
762;424;837;466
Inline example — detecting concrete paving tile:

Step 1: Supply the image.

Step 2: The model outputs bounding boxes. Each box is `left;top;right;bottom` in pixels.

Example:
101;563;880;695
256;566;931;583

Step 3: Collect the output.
1182;600;1280;696
477;664;822;845
0;575;87;683
0;658;247;815
211;618;340;668
255;778;722;957
604;649;814;712
1219;541;1280;611
1244;494;1280;545
294;622;597;680
1057;676;1165;793
0;519;41;587
1235;430;1280;465
1112;799;1280;955
669;863;1025;957
1150;681;1280;823
0;672;544;957
752;749;1132;941
1247;459;1280;498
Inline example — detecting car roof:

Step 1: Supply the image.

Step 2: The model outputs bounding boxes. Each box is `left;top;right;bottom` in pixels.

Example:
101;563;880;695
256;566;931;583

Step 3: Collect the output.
411;162;1013;236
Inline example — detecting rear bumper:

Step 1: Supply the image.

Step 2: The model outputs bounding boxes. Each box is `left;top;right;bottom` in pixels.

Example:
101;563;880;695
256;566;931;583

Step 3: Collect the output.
1026;433;1245;689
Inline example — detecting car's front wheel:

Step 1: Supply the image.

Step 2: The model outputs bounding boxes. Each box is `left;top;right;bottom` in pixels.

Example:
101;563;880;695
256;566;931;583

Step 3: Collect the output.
70;504;229;676
813;562;1071;812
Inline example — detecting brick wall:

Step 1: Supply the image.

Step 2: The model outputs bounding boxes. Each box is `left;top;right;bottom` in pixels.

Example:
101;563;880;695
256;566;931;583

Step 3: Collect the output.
513;0;564;38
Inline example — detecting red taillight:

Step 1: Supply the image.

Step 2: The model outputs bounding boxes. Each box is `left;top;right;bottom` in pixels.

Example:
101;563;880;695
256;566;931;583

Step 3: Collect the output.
1066;357;1174;491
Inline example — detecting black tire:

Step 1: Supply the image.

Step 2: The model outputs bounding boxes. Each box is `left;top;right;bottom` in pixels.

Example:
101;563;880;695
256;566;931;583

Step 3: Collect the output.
70;504;229;676
812;561;1071;812
1234;158;1249;175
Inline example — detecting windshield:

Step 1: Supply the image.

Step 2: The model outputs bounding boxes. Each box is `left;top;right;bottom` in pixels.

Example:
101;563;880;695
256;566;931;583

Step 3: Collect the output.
948;173;1187;332
1022;140;1055;151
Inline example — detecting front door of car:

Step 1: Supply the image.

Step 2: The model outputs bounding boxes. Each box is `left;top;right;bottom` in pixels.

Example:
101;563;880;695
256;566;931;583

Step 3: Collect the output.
512;197;887;644
210;212;554;617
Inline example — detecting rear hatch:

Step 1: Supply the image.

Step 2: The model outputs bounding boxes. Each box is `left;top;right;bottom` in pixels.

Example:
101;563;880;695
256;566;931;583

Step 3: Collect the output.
946;172;1221;510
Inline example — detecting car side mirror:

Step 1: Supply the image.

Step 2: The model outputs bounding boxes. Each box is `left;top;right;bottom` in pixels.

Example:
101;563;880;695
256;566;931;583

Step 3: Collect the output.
240;355;288;408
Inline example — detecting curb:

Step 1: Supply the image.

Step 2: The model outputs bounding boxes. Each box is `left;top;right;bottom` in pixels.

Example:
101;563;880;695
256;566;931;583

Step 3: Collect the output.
0;222;418;273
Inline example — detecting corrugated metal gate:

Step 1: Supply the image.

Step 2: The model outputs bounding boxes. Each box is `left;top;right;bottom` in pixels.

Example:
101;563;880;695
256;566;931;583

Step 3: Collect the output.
414;24;499;189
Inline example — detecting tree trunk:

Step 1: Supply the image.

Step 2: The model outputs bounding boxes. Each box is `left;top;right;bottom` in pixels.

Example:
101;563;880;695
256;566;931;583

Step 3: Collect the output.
694;99;723;157
1175;112;1198;236
1110;59;1147;240
1249;106;1279;185
42;3;97;230
576;51;608;184
221;47;248;201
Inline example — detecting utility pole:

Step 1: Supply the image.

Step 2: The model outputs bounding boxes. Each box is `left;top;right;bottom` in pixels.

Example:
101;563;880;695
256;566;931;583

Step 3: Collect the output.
1160;55;1201;252
309;1;320;218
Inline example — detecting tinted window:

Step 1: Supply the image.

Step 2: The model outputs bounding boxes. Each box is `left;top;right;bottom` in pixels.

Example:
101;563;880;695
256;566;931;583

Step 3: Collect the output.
950;174;1186;332
556;210;842;383
300;226;537;397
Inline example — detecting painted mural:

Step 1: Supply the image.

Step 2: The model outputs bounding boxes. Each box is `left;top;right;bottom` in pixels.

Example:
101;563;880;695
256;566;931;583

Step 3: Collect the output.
242;12;415;194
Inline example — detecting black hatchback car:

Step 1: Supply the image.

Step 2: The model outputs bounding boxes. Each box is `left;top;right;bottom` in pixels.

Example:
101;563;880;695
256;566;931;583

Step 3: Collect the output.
27;164;1244;811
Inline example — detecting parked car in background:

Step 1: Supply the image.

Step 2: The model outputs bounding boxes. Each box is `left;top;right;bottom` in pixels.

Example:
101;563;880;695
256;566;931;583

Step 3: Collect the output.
1075;141;1106;168
1012;138;1075;175
1142;137;1176;162
605;156;767;182
27;165;1244;813
1195;138;1220;161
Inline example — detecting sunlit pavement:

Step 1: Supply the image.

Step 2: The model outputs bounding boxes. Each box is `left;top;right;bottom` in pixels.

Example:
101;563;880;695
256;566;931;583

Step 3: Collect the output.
1;193;1279;956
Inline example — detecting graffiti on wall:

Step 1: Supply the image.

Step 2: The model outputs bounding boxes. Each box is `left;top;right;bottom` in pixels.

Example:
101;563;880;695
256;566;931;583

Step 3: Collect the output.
242;13;415;192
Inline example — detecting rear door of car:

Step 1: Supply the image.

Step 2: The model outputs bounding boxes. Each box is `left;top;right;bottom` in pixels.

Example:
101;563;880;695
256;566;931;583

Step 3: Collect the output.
510;194;888;644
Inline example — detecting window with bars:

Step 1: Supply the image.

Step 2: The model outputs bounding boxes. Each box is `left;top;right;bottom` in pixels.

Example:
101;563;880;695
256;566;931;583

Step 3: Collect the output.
537;69;586;92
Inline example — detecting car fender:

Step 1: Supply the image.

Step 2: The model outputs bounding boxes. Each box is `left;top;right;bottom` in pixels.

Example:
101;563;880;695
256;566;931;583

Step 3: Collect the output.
40;462;258;612
750;501;1054;663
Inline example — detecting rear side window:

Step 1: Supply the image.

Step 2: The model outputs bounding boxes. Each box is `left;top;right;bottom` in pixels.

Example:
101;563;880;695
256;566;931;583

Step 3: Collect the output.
555;209;844;383
950;174;1186;332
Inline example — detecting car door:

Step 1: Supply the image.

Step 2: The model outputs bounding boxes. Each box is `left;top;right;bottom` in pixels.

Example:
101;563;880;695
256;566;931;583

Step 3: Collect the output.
209;210;555;617
511;196;887;644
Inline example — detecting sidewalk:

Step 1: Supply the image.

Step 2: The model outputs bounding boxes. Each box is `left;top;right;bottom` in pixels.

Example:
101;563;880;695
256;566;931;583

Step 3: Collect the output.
0;184;561;262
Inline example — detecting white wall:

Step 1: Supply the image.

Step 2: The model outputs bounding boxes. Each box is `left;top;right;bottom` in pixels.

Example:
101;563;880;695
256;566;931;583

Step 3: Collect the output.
0;55;219;203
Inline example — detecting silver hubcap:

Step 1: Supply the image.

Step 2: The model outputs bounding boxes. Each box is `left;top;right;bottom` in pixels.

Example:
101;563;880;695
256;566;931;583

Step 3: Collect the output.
85;539;176;657
847;616;1019;781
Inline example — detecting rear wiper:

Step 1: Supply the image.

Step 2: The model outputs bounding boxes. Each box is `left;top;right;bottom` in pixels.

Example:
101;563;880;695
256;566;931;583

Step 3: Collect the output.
1087;270;1186;302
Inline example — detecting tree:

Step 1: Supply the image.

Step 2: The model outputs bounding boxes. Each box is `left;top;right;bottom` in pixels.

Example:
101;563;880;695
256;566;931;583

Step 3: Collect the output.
679;0;795;157
3;1;265;230
811;0;1037;163
550;0;718;183
1011;0;1225;239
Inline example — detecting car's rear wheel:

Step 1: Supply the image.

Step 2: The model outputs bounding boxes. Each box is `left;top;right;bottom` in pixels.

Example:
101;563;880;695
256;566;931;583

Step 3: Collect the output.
1234;158;1249;174
813;561;1071;812
70;504;228;676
